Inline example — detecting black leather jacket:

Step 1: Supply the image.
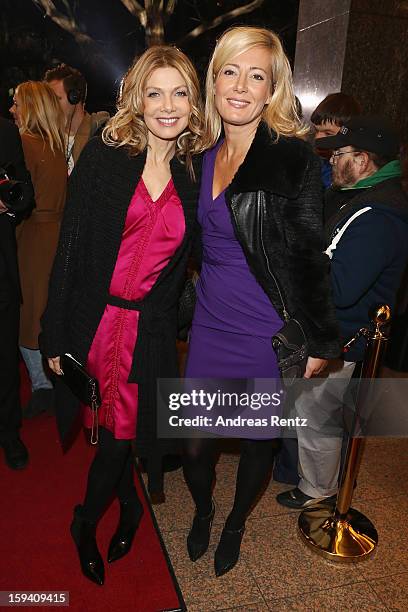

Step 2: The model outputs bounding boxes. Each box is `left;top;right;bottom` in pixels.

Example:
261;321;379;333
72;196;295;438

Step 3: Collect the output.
223;122;340;359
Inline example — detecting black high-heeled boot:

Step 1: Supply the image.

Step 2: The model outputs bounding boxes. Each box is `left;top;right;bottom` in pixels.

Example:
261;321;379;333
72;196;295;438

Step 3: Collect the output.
107;496;144;563
187;501;215;562
214;524;245;577
70;505;105;586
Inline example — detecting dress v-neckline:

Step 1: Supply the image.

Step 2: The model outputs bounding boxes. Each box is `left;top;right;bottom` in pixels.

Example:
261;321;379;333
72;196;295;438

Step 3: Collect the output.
140;176;173;206
211;140;227;203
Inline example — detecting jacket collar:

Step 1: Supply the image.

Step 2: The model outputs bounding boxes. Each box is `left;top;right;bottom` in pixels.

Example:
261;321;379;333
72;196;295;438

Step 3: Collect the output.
228;121;312;199
325;177;408;239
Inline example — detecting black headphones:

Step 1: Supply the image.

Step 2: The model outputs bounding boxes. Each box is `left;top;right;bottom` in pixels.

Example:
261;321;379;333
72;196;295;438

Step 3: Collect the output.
64;74;87;106
67;87;82;105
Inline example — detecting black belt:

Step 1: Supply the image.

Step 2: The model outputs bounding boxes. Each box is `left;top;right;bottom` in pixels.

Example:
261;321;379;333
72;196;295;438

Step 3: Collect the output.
106;294;143;311
106;293;171;334
106;293;174;383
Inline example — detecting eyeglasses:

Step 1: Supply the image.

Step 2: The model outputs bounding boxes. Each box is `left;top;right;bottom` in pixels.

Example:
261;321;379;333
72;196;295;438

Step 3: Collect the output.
331;150;362;160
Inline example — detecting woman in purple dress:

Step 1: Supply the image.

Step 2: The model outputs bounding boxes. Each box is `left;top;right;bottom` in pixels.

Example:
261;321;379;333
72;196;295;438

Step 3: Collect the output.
42;46;204;586
183;26;340;576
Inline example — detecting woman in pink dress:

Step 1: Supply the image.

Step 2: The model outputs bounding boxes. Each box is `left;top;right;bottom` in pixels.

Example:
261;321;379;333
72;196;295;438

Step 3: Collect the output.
41;46;204;586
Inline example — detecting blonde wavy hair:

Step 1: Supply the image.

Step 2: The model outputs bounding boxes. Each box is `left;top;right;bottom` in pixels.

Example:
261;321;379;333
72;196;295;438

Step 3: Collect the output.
103;45;204;178
205;26;308;146
16;81;65;155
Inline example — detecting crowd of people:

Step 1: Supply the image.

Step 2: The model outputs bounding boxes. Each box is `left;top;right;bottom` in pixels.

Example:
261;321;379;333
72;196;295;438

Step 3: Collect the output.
0;24;407;587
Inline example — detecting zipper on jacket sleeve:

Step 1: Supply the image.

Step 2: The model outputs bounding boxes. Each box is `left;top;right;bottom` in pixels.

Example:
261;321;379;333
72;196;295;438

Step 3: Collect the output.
258;193;290;322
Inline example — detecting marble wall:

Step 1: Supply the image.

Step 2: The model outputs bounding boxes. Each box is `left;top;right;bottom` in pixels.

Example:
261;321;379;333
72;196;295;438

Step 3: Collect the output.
343;0;408;140
293;0;352;120
293;0;408;140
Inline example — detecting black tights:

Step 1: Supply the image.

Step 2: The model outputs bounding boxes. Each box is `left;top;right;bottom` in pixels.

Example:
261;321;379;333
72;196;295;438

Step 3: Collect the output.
82;427;139;522
183;438;275;530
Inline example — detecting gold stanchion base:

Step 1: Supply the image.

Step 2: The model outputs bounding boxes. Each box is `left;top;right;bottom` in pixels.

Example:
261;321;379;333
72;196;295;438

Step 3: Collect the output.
298;505;378;562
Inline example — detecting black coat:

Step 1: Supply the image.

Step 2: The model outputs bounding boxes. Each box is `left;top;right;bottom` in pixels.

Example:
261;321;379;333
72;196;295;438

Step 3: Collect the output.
224;122;340;358
0;117;34;303
40;136;201;494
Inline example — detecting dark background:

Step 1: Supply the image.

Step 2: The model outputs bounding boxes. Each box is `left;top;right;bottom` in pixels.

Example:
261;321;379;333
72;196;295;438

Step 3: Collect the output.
0;0;299;117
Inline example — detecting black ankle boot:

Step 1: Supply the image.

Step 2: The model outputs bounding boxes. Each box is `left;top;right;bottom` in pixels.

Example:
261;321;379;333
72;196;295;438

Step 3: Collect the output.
187;501;215;562
70;505;104;585
107;496;143;563
214;524;245;577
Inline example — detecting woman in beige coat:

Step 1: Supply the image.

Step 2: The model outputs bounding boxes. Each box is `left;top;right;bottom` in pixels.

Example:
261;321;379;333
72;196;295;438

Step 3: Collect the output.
10;81;67;416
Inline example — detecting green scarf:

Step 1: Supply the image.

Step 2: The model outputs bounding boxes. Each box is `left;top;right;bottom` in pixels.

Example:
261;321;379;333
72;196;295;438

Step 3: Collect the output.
341;160;401;191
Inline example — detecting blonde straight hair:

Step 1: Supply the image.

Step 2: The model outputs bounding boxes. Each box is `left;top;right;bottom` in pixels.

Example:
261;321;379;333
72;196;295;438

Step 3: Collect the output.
103;45;205;178
16;81;65;155
205;26;308;147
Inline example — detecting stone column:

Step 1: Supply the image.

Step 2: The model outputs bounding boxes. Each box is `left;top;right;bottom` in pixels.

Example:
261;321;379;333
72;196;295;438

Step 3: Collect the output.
293;0;408;139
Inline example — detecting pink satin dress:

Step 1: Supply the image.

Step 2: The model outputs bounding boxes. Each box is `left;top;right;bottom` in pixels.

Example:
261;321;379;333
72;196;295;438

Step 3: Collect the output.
83;178;185;439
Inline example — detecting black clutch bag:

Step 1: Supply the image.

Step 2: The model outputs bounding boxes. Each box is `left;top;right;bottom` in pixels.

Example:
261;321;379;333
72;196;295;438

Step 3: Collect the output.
272;318;308;385
60;353;101;444
264;252;309;385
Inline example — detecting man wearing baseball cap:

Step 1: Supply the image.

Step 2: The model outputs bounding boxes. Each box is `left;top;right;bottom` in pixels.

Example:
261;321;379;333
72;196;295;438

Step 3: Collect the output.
277;116;408;509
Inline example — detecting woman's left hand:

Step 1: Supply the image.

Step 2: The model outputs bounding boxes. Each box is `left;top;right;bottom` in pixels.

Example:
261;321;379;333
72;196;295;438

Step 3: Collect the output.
303;357;328;378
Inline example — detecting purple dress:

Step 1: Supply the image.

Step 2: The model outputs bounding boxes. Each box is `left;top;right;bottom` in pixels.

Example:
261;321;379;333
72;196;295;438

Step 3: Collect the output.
185;142;283;379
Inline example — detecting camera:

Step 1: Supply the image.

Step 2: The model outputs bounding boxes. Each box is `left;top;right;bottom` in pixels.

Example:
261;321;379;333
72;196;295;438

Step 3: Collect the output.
0;167;24;213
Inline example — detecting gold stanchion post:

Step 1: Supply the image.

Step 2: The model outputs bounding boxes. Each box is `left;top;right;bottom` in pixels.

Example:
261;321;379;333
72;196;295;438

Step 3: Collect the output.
297;304;391;561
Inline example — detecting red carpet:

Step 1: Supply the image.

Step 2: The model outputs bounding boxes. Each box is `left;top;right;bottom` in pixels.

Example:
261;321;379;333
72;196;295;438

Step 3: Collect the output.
0;373;185;612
